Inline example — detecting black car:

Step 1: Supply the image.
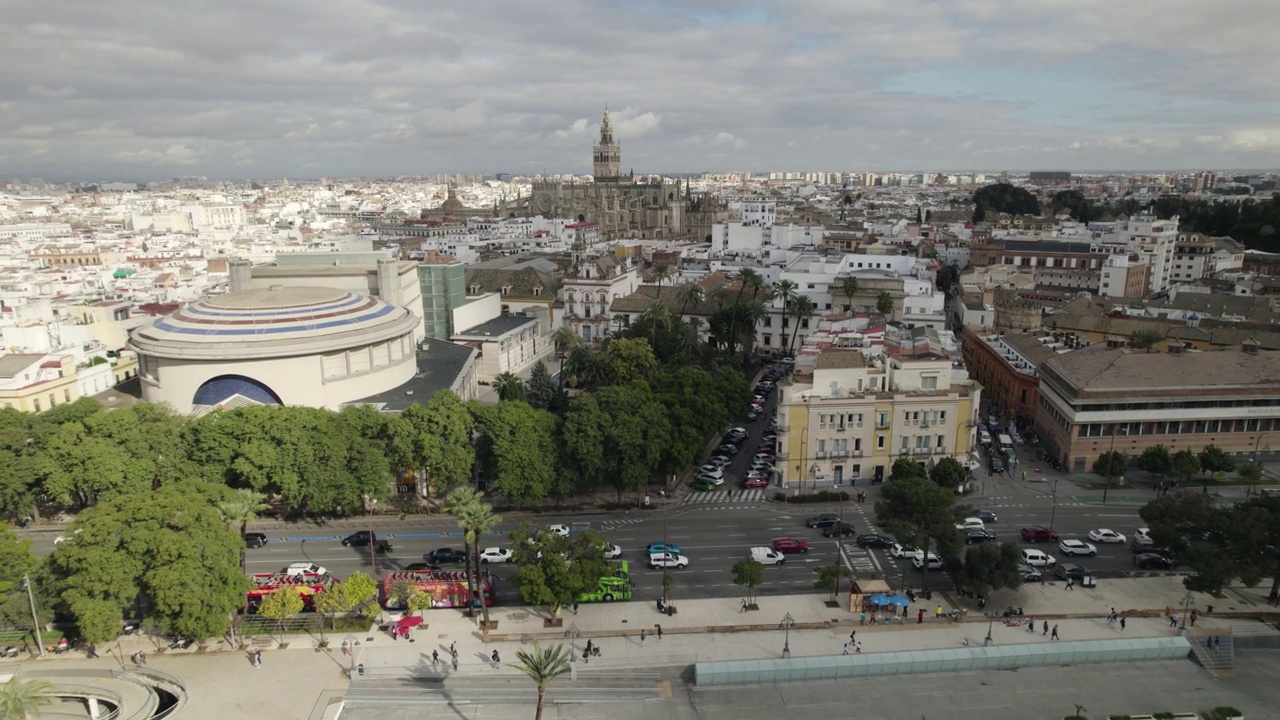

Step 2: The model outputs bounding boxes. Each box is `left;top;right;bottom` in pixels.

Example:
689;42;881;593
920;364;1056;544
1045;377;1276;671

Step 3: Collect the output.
427;548;468;564
973;509;999;523
805;514;840;529
244;532;268;549
822;522;857;538
1133;553;1175;570
717;444;739;456
1055;563;1091;583
342;530;377;547
965;529;997;544
405;562;439;571
856;533;894;549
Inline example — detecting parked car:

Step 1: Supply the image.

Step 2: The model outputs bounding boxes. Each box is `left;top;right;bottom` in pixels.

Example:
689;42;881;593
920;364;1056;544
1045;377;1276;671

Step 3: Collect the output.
695;472;725;486
805;514;841;528
989;456;1006;473
547;524;571;537
1017;563;1042;581
972;509;999;523
742;476;769;489
1134;527;1152;543
912;552;944;570
1088;528;1127;544
699;463;722;475
1058;539;1097;557
1055;563;1091;582
772;538;810;554
647;542;681;555
478;547;512;563
1129;537;1155;553
709;454;732;467
727;427;748;439
648;552;689;569
753;453;775;464
691;478;718;491
965;529;997;544
717;444;739;456
1133;552;1175;570
750;547;786;565
857;534;895;549
1020;548;1056;568
1021;526;1059;543
244;532;268;549
978;428;992;445
428;548;468;564
822;522;857;538
342;531;376;547
955;517;985;531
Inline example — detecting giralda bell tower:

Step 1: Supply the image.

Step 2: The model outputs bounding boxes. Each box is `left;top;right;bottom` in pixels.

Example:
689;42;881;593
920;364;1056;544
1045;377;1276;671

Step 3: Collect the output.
592;108;621;182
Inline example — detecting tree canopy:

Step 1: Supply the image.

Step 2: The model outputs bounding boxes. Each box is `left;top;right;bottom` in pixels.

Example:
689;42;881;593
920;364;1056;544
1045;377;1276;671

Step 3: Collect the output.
508;525;611;615
972;183;1041;222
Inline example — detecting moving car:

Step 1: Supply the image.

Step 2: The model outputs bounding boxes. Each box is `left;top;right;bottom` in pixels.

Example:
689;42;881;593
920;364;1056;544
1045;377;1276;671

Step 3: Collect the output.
1020;548;1056;568
772;538;810;554
1055;563;1091;583
647;542;681;555
889;543;919;558
427;548;468;564
742;476;769;489
342;530;376;547
602;543;623;560
478;547;512;564
405;562;437;571
284;562;328;577
1133;552;1175;570
750;547;786;565
972;509;999;523
1134;527;1152;543
691;478;718;491
1058;539;1098;557
912;552;944;570
547;524;571;537
822;522;857;538
965;529;997;544
989;456;1006;473
805;514;841;529
648;552;689;569
1088;529;1127;544
857;534;894;549
1021;526;1059;543
955;517;985;531
244;532;268;549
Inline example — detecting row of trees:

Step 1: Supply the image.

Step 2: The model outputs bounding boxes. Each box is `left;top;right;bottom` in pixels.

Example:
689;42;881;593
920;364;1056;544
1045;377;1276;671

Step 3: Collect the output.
1096;443;1255;485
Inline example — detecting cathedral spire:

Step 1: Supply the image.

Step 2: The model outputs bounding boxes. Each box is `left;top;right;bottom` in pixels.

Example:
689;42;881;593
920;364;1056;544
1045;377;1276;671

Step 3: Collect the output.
593;106;620;180
600;107;614;145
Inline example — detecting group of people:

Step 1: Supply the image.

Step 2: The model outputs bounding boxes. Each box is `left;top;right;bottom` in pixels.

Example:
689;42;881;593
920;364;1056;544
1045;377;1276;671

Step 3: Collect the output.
1106;608;1128;631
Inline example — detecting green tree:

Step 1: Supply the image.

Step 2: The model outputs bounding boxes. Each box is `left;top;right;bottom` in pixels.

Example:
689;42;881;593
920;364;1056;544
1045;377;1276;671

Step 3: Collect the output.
560;393;608;493
650;263;672;298
875;291;894;317
590;382;671;501
443;487;502;625
1140;491;1244;594
470;400;564;507
386;391;476;511
1235;496;1280;602
651;367;734;476
875;475;957;594
1127;328;1164;349
257;586;305;644
0;409;49;520
1172;449;1201;484
812;563;849;602
731;559;764;606
935;265;960;295
50;481;250;643
773;280;799;337
0;525;36;635
676;283;705;318
525;360;563;413
972;183;1041;221
314;572;377;631
218;488;270;573
601;337;658;385
890;457;927;482
725;269;763;357
551;325;580;388
513;641;573;720
950;542;1023;597
1136;445;1173;479
562;345;609;389
929;457;966;490
508;526;610;616
1092;451;1127;480
1238;461;1265;491
786;294;816;355
1199;445;1236;475
492;372;526;402
0;678;52;720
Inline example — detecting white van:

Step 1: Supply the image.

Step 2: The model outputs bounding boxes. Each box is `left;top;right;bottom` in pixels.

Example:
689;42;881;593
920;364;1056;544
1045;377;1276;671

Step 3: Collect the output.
750;547;786;565
1020;549;1055;568
997;434;1014;452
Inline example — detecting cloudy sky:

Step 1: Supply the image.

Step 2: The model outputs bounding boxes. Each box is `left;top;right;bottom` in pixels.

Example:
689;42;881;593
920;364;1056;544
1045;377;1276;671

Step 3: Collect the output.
4;0;1280;181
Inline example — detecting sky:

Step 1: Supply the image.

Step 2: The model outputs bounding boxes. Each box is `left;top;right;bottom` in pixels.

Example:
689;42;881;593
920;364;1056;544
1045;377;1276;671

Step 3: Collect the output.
4;0;1280;181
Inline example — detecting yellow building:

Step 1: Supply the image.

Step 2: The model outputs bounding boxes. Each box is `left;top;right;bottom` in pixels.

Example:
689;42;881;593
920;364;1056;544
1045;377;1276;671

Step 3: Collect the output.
776;348;981;486
0;354;81;412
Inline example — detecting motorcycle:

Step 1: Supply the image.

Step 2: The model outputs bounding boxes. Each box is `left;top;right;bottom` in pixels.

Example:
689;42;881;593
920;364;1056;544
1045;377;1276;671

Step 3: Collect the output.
168;637;195;650
375;539;393;554
1;646;19;658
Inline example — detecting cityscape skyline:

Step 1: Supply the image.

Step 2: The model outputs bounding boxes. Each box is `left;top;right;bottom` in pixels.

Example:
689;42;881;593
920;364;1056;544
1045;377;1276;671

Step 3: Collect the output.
3;0;1279;180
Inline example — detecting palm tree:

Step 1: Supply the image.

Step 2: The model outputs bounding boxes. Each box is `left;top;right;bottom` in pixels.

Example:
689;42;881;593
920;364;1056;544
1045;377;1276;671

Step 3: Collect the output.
610;314;629;336
840;276;860;314
551;324;580;388
771;279;798;352
676;283;704;318
638;301;674;349
726;269;762;356
787;294;817;355
876;290;895;318
443;487;501;625
563;345;608;388
0;678;53;720
651;263;672;298
219;488;270;573
513;642;573;720
740;300;768;361
492;372;525;402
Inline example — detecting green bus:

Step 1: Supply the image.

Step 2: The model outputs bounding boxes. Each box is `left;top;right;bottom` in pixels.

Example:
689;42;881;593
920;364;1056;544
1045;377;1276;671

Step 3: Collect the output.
578;560;632;602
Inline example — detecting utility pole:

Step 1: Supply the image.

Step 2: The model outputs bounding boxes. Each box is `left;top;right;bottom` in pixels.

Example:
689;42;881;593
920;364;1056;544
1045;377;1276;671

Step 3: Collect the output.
24;574;44;657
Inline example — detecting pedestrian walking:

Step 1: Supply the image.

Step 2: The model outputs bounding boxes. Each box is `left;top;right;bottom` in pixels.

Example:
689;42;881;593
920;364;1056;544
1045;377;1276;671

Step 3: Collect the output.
1022;470;1027;481
583;647;591;663
640;629;646;646
1043;621;1049;636
1170;613;1178;627
1120;616;1126;631
573;602;580;615
860;612;867;625
656;624;663;640
854;642;861;654
935;605;942;619
1065;576;1074;591
491;649;501;666
450;642;457;658
452;655;459;671
741;599;748;613
842;646;850;656
902;606;909;619
1051;625;1059;640
1026;618;1035;633
138;651;147;666
870;611;877;625
1190;610;1198;627
849;630;857;644
917;608;925;624
432;650;440;664
87;644;98;659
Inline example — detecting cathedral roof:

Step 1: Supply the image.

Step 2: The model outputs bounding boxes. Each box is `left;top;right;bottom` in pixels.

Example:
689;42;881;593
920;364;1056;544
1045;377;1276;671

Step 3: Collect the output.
464;266;561;298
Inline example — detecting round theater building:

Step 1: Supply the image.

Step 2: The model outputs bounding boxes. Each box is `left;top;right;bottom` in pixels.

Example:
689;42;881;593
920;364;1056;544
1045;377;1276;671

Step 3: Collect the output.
128;285;421;415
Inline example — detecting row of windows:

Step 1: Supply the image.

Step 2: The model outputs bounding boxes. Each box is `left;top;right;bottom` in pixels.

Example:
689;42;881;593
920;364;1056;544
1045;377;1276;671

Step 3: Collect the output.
1078;398;1280;412
1076;418;1280;438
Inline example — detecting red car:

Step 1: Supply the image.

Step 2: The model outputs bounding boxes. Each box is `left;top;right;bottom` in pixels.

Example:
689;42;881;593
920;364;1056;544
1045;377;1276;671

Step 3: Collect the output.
742;477;769;488
772;537;810;554
1021;526;1060;543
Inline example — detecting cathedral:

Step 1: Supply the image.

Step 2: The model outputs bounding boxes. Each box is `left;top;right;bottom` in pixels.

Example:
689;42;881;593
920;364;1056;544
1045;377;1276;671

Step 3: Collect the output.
527;109;689;241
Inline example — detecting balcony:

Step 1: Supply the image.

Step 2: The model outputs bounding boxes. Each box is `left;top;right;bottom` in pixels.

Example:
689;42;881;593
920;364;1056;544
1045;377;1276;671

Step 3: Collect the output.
852;450;863;458
777;423;790;432
816;450;827;458
831;450;849;459
836;426;847;433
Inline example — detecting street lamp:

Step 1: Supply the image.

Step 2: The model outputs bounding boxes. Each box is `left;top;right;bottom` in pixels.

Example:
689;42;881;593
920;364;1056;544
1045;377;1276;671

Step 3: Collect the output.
1180;590;1194;632
779;612;795;658
1251;432;1278;496
366;497;378;571
1102;425;1128;504
23;575;43;658
810;463;820;491
1048;476;1061;535
566;622;581;680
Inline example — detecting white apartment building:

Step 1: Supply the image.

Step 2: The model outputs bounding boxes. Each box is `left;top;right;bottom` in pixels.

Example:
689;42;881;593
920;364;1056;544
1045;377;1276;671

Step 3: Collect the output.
559;254;639;345
1171;233;1245;283
1097;214;1178;294
0;223;74;240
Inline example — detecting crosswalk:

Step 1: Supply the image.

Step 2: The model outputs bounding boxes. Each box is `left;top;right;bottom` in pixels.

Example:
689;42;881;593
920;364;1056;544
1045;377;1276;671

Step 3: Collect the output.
597;517;648;532
681;488;768;505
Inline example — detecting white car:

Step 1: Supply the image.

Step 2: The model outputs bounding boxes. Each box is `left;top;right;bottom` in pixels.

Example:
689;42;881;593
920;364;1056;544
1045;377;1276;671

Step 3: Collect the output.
912;552;944;570
890;543;919;559
955;517;985;531
1021;549;1056;568
1088;529;1126;544
727;427;748;438
1135;527;1152;543
698;467;725;480
696;473;726;486
284;562;328;577
752;453;774;464
1058;539;1098;557
750;547;786;565
699;463;721;474
602;543;623;560
479;547;513;563
648;552;689;569
547;524;570;538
